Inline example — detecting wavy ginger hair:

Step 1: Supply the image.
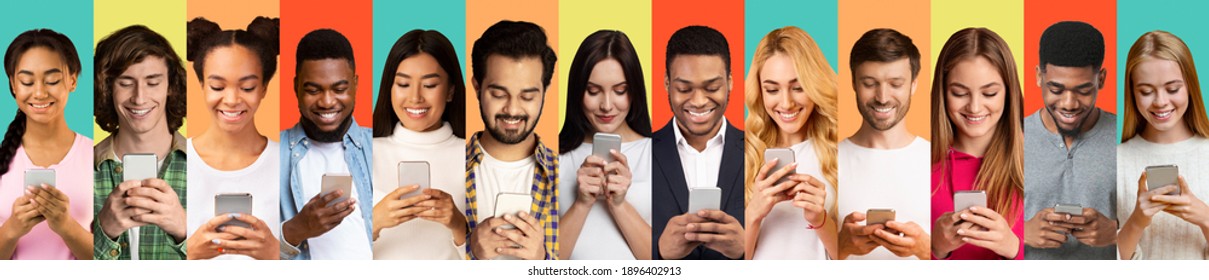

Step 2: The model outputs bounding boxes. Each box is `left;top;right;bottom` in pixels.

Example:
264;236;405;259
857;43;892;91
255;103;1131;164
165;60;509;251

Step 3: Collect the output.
743;26;837;206
930;28;1023;225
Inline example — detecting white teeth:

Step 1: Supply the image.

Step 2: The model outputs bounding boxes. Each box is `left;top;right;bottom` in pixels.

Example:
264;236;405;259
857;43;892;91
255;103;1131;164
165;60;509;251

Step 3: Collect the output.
874;107;892;113
688;109;713;117
1154;110;1173;118
319;112;337;119
31;103;50;109
221;111;242;118
1060;112;1075;118
965;114;987;122
406;108;428;115
502;119;521;124
777;110;800;119
131;108;151;115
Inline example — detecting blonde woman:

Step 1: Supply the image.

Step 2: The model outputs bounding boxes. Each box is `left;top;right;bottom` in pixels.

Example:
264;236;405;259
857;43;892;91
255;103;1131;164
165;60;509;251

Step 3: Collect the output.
743;26;838;260
929;28;1024;260
1117;30;1209;260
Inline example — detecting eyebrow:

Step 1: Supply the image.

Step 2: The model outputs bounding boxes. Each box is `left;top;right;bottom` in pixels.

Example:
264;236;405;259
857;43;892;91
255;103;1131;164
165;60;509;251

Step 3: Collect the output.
206;74;260;83
672;76;723;85
588;81;626;88
762;78;799;85
17;68;64;76
1046;81;1094;89
302;80;350;88
120;73;165;80
949;81;1002;90
395;72;442;79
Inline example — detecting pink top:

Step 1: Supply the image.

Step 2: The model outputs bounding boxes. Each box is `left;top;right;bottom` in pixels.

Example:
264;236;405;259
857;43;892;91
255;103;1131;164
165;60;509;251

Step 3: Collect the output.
0;133;93;260
930;148;1024;260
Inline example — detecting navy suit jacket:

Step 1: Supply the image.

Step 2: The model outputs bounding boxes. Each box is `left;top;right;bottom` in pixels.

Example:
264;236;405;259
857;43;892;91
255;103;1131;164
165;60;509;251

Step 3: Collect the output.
651;119;745;260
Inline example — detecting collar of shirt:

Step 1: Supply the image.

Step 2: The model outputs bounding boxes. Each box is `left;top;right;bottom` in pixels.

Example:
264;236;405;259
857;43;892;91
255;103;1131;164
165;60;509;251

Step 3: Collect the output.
390;121;455;145
284;119;368;151
671;117;727;153
93;131;187;168
465;131;556;172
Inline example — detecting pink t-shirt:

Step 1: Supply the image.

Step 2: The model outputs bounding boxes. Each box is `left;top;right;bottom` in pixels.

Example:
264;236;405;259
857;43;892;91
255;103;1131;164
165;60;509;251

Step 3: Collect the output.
0;133;93;260
930;148;1024;260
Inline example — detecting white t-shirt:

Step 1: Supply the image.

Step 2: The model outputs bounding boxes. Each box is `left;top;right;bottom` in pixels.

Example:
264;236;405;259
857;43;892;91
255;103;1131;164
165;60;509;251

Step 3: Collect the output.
1116;135;1209;259
473;143;536;222
753;139;836;260
372;122;467;260
557;137;653;260
186;139;281;260
673;118;726;190
295;141;371;260
837;137;931;260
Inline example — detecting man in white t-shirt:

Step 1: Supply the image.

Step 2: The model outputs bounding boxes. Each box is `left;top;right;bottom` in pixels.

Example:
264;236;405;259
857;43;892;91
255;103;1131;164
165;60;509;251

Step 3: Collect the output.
464;20;559;260
278;29;374;260
836;28;932;260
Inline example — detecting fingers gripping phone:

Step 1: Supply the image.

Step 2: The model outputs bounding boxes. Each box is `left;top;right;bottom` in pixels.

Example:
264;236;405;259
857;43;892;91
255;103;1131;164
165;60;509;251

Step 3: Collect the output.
866;209;896;226
764;148;795;186
953;190;987;212
492;192;531;260
123;153;158;182
25;169;55;188
215;193;253;229
321;173;353;207
1054;203;1082;216
1146;165;1180;196
397;161;430;200
687;187;722;215
592;133;622;163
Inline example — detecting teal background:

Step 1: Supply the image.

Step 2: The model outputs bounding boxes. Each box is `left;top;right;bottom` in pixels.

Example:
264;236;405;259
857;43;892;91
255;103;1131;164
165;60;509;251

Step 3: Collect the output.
0;0;94;138
371;0;467;107
1116;0;1209;141
744;0;839;119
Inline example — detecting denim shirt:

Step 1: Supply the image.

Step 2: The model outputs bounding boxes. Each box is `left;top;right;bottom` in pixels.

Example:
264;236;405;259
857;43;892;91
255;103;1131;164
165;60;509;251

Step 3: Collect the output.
279;120;374;260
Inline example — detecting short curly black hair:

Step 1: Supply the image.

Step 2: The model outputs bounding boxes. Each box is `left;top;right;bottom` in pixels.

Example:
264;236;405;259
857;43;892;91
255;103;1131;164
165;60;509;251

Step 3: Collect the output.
94;25;188;133
664;25;731;78
470;20;557;91
1039;21;1104;71
294;29;354;74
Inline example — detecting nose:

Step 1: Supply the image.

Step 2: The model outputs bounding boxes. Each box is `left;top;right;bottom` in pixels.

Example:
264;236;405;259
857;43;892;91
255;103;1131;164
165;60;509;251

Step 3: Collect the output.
318;91;338;108
967;94;982;112
406;83;424;104
32;81;49;99
501;95;520;115
874;84;890;103
600;92;615;112
777;91;794;110
1058;91;1077;109
220;87;240;106
1153;91;1170;108
131;82;146;105
689;88;709;107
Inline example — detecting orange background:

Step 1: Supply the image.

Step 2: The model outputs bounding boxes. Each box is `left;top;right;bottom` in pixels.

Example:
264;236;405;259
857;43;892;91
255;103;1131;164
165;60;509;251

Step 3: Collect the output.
186;0;280;140
466;0;561;152
838;0;932;141
280;0;374;130
651;0;745;131
1023;0;1117;115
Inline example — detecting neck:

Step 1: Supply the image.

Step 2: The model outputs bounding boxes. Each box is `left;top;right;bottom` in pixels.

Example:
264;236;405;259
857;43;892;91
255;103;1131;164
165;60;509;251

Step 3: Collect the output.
113;129;174;161
480;131;537;162
23;118;73;145
849;122;913;149
953;132;993;158
198;123;266;153
678;121;723;152
1041;107;1100;147
1140;122;1194;144
776;129;808;148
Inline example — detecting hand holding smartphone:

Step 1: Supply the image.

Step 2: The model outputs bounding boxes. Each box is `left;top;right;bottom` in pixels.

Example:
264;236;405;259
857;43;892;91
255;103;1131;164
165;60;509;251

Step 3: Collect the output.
1054;203;1082;216
24;169;55;188
215;193;253;229
592;133;622;163
764;148;795;186
687;187;722;215
866;208;896;226
953;190;987;212
397;161;430;200
321;173;353;207
1145;165;1180;196
122;153;158;182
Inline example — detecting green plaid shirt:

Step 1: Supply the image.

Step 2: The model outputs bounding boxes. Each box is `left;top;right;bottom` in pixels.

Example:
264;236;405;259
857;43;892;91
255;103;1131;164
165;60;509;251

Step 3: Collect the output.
92;132;188;260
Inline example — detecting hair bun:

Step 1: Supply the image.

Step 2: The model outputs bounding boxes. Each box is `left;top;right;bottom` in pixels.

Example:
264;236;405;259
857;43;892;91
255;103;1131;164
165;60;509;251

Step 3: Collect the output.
246;16;280;57
187;17;220;62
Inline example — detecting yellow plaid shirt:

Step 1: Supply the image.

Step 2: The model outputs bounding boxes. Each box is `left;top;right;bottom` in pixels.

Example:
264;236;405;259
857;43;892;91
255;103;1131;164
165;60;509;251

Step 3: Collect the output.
464;132;559;260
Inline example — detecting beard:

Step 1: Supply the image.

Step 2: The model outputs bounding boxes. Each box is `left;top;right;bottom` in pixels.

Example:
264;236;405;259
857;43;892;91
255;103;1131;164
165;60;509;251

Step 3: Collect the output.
300;115;352;143
485;113;538;145
1045;105;1092;138
859;97;910;131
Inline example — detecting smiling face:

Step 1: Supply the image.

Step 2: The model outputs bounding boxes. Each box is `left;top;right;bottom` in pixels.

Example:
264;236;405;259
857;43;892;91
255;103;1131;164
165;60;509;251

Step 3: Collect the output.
667;54;729;138
760;52;814;140
946;56;1006;144
853;58;915;131
113;55;169;136
1132;57;1189;135
1037;64;1102;137
202;45;266;134
392;52;451;133
296;58;356;141
583;58;631;135
476;55;544;144
11;47;76;125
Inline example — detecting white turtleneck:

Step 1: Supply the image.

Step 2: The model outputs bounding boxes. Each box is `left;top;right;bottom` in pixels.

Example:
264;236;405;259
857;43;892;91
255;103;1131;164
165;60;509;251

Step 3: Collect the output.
371;122;468;260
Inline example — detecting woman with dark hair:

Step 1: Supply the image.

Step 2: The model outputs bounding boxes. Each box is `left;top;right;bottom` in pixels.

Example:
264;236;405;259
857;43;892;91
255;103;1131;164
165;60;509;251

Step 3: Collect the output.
183;16;282;260
557;30;653;260
92;25;190;260
0;29;93;260
370;29;469;260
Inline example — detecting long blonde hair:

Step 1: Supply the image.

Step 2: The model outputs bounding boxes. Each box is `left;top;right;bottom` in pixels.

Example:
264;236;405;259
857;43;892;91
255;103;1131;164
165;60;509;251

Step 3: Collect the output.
744;26;838;207
1122;30;1209;142
930;28;1023;225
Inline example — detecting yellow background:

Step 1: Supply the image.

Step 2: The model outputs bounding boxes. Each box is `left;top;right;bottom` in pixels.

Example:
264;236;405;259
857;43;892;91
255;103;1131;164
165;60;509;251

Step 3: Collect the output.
930;0;1025;101
557;0;653;132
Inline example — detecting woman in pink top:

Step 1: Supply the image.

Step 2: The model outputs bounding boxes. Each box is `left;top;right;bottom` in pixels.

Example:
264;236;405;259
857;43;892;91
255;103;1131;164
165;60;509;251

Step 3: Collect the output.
928;28;1025;260
0;29;94;260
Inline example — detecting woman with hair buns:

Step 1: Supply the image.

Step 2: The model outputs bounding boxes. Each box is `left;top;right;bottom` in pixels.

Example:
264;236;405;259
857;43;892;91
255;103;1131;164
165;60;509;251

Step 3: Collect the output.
0;28;94;260
182;16;283;260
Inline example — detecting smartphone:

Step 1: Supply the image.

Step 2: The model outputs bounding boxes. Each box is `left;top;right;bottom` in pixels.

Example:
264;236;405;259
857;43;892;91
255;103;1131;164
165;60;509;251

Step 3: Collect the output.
1146;165;1180;196
953;190;987;212
687;187;722;214
321;173;353;207
122;153;158;182
1054;203;1083;216
397;161;430;200
215;193;253;229
24;169;55;188
592;133;622;163
493;192;532;230
866;209;896;226
764;148;795;186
